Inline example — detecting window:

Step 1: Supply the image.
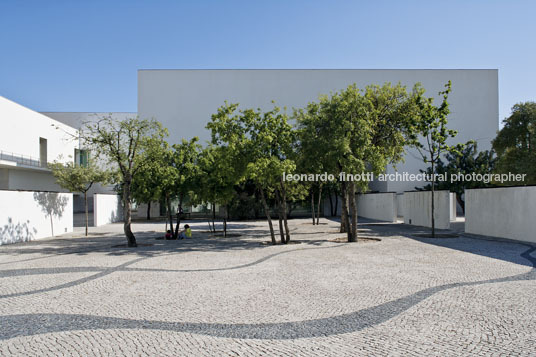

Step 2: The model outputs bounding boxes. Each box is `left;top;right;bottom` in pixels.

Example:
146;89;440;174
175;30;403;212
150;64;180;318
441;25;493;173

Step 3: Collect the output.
39;137;47;167
79;149;89;167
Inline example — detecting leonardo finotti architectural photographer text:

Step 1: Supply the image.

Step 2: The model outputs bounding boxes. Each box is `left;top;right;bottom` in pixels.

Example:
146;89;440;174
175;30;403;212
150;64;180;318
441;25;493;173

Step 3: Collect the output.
283;172;527;184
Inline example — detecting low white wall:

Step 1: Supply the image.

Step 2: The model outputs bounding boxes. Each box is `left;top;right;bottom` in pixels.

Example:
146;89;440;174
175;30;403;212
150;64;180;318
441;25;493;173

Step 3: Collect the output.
396;193;404;218
0;190;73;245
403;190;451;229
136;202;161;219
93;194;123;227
449;192;456;220
357;192;397;222
465;187;536;243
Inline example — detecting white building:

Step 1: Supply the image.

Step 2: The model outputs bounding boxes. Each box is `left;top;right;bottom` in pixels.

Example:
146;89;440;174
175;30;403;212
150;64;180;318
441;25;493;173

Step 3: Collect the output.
0;96;79;244
0;96;79;191
138;69;499;193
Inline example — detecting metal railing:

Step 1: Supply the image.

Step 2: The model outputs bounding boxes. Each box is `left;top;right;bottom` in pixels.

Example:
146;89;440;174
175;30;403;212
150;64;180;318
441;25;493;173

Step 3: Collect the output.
0;150;46;168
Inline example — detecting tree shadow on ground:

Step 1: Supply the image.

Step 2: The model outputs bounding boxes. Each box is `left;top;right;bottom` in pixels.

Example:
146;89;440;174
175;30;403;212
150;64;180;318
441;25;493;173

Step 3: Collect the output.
326;216;535;267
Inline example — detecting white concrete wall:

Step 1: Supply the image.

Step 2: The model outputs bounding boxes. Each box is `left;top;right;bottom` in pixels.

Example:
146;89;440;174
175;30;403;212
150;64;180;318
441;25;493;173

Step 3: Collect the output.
357;192;397;222
138;69;498;193
41;112;136;132
93;194;123;227
0;190;73;245
403;190;451;229
396;193;404;218
7;169;68;192
136;202;161;219
0;97;80;192
450;192;457;220
0;96;79;165
465;187;536;243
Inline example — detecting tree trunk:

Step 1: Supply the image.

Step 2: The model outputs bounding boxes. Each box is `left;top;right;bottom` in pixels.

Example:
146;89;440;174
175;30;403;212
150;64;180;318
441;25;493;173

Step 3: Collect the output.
316;183;323;225
287;199;296;219
223;204;228;237
280;178;291;244
175;213;181;237
327;187;333;217
456;193;465;215
310;187;316;225
348;182;358;242
275;190;285;244
146;201;151;220
123;180;137;247
431;160;436;238
334;192;338;217
166;194;175;239
340;181;349;235
84;191;89;236
212;202;216;232
174;194;183;238
207;218;213;233
259;187;276;245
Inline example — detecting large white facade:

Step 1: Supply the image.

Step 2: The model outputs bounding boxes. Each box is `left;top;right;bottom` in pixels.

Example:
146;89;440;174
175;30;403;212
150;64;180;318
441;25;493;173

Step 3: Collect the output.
0;96;79;192
138;69;499;192
41;112;136;132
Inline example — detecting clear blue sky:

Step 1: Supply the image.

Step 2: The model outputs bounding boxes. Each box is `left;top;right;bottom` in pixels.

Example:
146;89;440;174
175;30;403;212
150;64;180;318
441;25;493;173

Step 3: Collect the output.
1;0;535;122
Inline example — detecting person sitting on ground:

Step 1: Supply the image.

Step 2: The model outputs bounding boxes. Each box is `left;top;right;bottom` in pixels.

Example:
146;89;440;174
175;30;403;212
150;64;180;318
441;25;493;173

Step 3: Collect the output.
178;224;192;240
165;230;173;240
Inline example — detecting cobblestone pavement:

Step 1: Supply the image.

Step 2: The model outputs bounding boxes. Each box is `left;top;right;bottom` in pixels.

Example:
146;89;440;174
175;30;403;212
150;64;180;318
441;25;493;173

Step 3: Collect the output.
0;218;535;356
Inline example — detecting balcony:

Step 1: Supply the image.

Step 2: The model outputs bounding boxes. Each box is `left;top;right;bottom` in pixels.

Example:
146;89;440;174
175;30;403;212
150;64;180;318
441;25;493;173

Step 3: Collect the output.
0;150;49;170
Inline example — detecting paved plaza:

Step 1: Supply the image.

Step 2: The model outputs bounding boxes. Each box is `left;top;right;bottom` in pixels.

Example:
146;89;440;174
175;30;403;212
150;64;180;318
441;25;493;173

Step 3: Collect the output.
0;218;535;356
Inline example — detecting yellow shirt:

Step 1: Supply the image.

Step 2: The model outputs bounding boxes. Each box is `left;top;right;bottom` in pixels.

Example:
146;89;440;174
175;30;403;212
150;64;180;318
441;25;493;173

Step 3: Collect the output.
185;228;192;238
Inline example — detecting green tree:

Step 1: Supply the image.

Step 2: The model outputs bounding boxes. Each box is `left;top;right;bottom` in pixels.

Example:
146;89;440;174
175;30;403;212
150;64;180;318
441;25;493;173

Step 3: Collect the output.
82;116;167;247
246;105;296;244
134;137;201;240
49;159;110;236
169;137;201;237
131;137;176;234
297;82;419;242
131;141;165;221
417;141;496;213
295;103;332;225
412;81;458;237
194;145;239;237
492;101;536;184
206;102;297;244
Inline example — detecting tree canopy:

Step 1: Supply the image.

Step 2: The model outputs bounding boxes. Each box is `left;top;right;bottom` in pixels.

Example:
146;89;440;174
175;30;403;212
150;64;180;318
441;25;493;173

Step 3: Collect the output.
492;101;536;185
82;115;167;247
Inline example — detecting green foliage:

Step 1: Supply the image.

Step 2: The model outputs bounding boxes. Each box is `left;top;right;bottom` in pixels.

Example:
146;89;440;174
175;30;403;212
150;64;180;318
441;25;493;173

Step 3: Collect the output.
82;116;168;179
49;159;110;195
417;141;497;211
492;101;536;184
169;137;202;203
195;145;240;208
411;81;458;236
49;158;110;236
131;138;170;208
296;82;420;190
205;102;297;242
296;82;421;241
412;81;459;166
